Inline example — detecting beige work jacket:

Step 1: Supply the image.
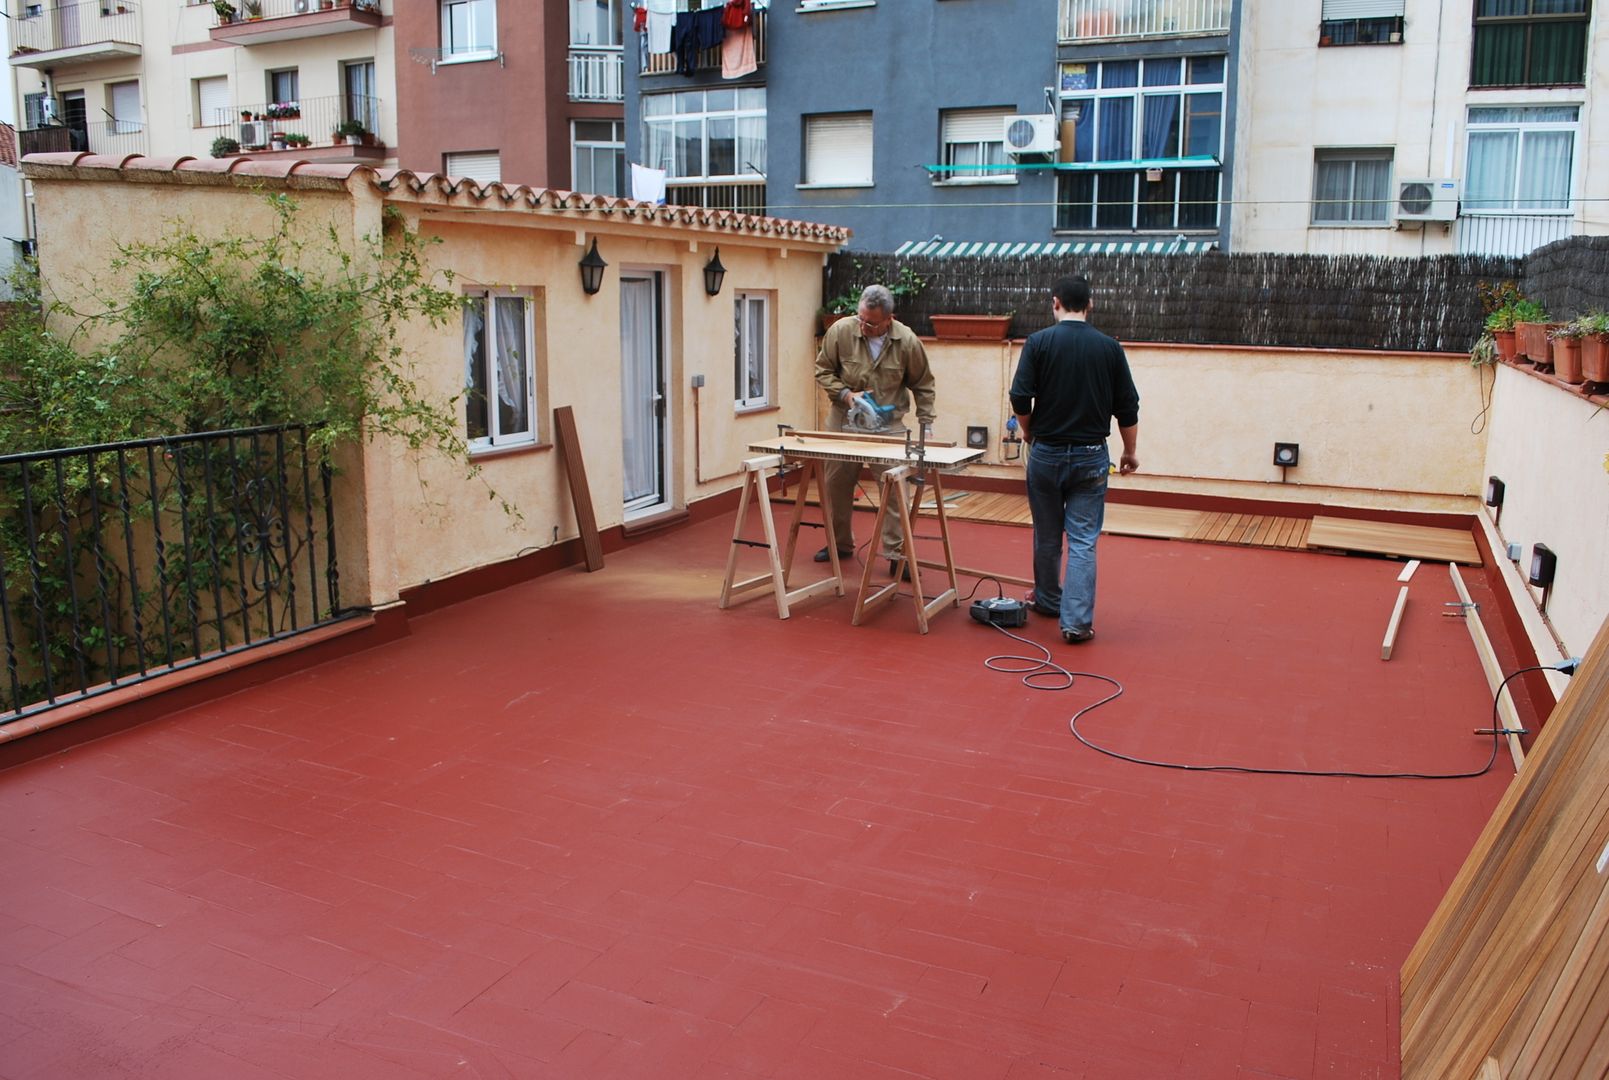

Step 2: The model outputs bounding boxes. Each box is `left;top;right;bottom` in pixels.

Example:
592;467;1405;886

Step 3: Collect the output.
813;317;937;426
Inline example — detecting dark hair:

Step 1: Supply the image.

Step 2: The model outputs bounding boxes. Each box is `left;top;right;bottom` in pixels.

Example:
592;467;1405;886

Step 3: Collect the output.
1052;275;1092;313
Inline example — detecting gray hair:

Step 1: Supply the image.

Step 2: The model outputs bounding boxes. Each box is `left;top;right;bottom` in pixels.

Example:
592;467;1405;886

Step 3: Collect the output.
859;284;894;314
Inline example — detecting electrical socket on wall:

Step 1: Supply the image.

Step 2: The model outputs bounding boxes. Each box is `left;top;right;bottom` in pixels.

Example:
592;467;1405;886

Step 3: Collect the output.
691;374;705;388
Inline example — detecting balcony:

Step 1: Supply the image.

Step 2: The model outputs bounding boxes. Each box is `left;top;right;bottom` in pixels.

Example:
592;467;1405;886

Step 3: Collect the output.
1058;0;1230;42
208;93;387;164
665;179;765;215
1456;212;1578;259
210;0;382;46
569;47;624;102
9;1;141;69
643;9;765;76
18;120;146;157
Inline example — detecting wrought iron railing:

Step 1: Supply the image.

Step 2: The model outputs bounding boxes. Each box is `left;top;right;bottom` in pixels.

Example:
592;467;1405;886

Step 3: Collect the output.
642;8;766;75
206;93;383;149
1058;0;1230;41
11;1;141;54
0;424;346;724
665;180;766;215
569;47;624;101
213;0;380;24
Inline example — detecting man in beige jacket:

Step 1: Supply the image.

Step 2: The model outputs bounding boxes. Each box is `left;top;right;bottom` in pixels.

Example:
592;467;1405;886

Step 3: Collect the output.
812;284;937;576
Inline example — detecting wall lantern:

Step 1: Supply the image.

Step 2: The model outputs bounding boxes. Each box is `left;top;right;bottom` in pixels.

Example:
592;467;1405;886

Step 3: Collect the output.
1529;543;1556;589
703;248;727;297
1486;475;1506;525
1273;442;1299;468
578;239;607;296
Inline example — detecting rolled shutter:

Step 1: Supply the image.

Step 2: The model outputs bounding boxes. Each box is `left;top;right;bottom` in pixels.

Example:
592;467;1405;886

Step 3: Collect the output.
445;151;501;184
942;108;1010;145
1321;0;1405;17
196;77;229;129
805;114;872;185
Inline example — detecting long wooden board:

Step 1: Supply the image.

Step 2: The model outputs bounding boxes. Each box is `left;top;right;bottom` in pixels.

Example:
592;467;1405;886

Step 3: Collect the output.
1448;563;1525;772
1381;585;1410;661
1307;515;1481;565
553;405;603;572
748;435;982;471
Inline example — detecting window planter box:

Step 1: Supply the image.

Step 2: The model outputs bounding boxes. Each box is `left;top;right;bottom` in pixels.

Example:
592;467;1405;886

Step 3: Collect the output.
1516;321;1563;366
929;314;1012;341
1553;337;1584;384
1582;334;1609;384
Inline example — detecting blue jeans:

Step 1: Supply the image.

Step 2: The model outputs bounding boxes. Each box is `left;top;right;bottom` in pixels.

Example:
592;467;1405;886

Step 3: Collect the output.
1025;442;1109;632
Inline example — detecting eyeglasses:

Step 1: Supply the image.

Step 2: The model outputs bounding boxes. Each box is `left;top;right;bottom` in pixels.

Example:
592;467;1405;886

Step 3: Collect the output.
857;312;891;334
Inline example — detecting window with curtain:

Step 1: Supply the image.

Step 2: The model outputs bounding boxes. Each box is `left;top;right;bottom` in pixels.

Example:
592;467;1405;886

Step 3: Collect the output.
463;291;537;449
1055;55;1224;232
267;69;298;107
1471;0;1588;87
573;120;625;196
1311;149;1393;224
938;107;1012;182
734;292;770;410
1464;105;1577;212
1319;0;1405;45
643;88;767;184
342;60;379;135
570;0;621;46
803;112;874;186
442;0;497;59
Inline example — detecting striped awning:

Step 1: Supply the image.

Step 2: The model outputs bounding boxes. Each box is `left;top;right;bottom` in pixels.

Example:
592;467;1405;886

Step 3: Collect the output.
892;239;1219;257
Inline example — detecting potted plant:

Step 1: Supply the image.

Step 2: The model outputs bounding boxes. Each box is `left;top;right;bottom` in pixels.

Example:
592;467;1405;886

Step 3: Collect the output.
818;264;927;332
284;133;311;148
1580;311;1609;385
269;131;288;150
242;0;263;20
1512;302;1556;366
1548;320;1587;385
210;135;241;157
334;119;369;146
213;0;238;23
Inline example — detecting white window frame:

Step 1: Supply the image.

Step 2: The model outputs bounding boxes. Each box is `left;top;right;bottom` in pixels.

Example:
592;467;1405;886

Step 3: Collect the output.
569;0;622;47
572;119;625;196
734;291;771;411
800;112;874;189
798;0;875;9
106;81;142;136
642;88;768;199
441;0;498;63
1463;105;1579;215
1310;148;1394;226
937;107;1014;187
193;76;229;130
463;289;538;452
445;150;502;184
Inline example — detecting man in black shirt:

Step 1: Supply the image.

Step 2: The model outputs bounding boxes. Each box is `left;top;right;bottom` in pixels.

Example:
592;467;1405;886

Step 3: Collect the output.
1008;275;1140;644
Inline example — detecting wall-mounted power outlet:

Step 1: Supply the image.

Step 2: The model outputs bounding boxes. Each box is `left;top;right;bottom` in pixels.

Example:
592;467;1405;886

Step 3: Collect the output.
691;373;705;388
1506;541;1522;562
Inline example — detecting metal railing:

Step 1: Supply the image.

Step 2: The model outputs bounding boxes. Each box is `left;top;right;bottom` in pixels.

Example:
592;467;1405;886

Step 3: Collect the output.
666;180;766;215
569;47;624;102
643;8;766;75
1058;0;1230;41
1456;213;1578;258
11;1;141;54
213;0;380;24
207;93;383;149
87;120;146;156
17;122;144;157
0;424;345;724
18;127;86;156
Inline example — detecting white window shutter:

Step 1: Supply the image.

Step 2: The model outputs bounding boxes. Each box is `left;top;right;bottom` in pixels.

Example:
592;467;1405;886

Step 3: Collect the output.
805;115;873;185
1321;0;1404;18
446;151;501;184
943;108;1010;145
196;77;229;129
109;81;140;124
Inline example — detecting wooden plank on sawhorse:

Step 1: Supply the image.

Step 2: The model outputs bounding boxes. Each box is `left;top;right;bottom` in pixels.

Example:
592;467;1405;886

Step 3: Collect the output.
554;405;603;572
851;465;960;634
718;455;843;619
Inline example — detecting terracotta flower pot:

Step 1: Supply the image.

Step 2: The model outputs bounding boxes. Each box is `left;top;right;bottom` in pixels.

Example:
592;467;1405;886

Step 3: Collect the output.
1583;334;1609;383
929;314;1013;341
1552;338;1584;384
819;312;849;335
1493;329;1518;363
1516;321;1561;365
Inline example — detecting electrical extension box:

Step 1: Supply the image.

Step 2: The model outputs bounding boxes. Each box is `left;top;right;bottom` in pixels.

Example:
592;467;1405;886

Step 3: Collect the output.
970;596;1028;628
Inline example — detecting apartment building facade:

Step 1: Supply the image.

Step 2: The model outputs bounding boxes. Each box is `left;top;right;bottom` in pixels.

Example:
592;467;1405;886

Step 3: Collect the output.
621;0;1244;253
7;0;628;237
1235;0;1607;257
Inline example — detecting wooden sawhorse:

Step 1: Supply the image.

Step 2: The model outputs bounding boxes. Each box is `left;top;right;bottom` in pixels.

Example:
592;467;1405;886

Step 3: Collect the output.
850;464;960;634
718;454;844;618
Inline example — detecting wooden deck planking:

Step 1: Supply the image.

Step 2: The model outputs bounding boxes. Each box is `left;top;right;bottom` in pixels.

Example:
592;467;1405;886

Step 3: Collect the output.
1307;516;1481;565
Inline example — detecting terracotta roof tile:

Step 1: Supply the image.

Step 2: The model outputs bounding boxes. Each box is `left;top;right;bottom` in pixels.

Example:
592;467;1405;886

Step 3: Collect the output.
0;124;17;170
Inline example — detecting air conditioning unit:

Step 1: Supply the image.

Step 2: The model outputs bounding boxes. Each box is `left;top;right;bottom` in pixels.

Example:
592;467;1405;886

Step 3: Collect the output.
1002;114;1059;157
37;96;58;124
293;0;312;11
238;120;267;148
1395;178;1459;224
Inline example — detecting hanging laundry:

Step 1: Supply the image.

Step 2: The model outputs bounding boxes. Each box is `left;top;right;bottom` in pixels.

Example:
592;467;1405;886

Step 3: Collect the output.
723;0;751;29
633;3;647;32
630;163;667;204
672;7;727;76
721;23;756;79
646;0;675;54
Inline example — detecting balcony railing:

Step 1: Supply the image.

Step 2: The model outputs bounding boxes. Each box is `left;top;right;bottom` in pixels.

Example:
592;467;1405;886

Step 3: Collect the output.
665;180;765;215
643;9;766;76
18;122;145;157
207;93;382;152
211;0;382;44
10;1;142;66
1456;213;1577;258
569;47;624;102
1059;0;1230;42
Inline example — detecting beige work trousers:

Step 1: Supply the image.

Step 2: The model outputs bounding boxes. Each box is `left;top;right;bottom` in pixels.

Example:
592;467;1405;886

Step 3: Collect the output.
823;408;908;559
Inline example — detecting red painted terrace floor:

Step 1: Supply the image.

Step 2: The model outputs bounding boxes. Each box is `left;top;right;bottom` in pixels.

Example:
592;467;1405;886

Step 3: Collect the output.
0;510;1517;1079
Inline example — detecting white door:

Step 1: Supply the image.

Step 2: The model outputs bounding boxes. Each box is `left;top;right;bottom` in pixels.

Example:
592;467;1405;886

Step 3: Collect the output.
620;273;667;514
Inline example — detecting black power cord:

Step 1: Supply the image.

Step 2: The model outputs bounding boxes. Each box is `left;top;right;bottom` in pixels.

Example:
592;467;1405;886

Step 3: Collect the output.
982;624;1578;781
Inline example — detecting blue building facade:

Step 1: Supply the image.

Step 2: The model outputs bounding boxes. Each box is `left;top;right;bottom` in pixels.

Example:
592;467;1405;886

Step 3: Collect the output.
623;1;1242;253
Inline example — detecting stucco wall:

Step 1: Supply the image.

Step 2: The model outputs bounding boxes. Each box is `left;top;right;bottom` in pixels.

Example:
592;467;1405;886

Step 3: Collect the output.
1480;364;1609;656
916;336;1489;512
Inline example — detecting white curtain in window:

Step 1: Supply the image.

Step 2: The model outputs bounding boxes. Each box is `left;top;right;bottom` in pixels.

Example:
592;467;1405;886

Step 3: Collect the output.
620;279;657;503
463;296;488;440
493;297;529;438
1352;157;1391;220
1312;158;1351;222
1466;131;1517;210
1518;130;1572;210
